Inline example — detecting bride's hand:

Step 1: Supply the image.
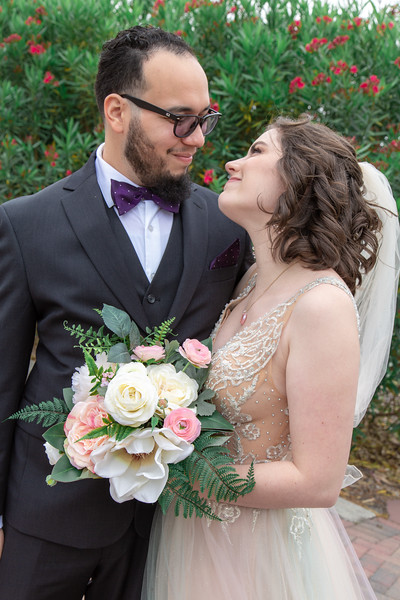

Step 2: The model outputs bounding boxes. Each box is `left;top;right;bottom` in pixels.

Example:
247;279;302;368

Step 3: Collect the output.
0;528;4;559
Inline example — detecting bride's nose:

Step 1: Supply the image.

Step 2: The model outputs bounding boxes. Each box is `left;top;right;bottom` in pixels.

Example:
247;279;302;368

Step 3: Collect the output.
225;159;240;174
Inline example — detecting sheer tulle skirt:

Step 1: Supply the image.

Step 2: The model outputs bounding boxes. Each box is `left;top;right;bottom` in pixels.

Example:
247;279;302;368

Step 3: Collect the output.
141;503;376;600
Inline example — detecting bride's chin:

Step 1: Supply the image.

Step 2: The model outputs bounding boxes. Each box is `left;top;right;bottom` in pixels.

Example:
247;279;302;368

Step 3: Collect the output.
217;199;243;226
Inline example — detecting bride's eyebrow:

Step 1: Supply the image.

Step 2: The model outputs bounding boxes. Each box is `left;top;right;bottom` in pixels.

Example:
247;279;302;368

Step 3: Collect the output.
249;141;268;153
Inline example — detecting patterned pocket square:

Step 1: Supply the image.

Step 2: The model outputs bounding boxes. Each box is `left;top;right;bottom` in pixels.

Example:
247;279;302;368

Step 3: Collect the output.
209;238;240;270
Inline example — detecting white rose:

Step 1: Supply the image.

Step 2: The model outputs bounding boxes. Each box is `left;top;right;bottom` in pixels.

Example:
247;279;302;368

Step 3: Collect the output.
71;352;115;403
44;442;62;466
147;364;198;415
103;362;158;426
91;427;193;503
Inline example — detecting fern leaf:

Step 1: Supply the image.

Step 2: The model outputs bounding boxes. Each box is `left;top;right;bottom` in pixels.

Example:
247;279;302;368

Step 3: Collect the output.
7;398;69;428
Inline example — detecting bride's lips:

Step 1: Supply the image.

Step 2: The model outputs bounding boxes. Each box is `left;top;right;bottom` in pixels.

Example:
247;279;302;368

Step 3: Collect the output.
224;177;241;187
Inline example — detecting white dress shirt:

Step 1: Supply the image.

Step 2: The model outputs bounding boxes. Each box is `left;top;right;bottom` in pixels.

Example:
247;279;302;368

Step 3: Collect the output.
95;143;174;282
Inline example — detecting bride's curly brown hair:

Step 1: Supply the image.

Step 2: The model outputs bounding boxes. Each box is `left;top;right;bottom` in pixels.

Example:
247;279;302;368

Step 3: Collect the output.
266;115;382;294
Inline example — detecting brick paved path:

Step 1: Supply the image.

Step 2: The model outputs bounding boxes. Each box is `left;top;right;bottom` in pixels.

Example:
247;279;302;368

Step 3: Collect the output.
343;501;400;600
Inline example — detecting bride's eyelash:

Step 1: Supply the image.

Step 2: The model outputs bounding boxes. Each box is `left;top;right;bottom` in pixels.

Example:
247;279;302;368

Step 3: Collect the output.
250;145;262;155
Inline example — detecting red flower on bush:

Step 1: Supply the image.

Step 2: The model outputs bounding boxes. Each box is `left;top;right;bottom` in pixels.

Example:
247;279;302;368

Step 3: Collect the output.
43;71;54;84
316;15;333;23
311;72;332;86
204;169;214;185
29;43;46;55
395;57;400;68
288;19;301;39
359;75;382;96
330;60;349;75
305;37;327;52
210;98;219;112
36;6;48;15
4;33;22;44
328;35;349;49
289;76;305;93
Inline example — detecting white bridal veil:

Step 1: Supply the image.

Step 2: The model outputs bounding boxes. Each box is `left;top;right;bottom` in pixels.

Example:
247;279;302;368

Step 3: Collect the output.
354;162;400;427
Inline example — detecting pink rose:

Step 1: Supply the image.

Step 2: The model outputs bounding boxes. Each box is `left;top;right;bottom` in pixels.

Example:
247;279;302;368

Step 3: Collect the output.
132;345;165;362
178;339;211;368
64;398;109;472
164;407;201;443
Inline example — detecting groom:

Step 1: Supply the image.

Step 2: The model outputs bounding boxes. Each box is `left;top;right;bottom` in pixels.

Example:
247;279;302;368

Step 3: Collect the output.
0;26;251;599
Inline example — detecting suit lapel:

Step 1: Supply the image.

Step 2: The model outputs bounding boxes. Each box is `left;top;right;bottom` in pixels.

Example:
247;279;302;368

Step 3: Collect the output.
167;186;208;327
60;156;149;332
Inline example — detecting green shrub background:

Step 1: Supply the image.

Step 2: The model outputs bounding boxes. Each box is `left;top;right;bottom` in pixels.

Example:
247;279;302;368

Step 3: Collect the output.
1;0;399;433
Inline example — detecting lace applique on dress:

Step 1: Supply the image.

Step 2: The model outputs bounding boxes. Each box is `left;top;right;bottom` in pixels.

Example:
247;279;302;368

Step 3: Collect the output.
206;277;357;541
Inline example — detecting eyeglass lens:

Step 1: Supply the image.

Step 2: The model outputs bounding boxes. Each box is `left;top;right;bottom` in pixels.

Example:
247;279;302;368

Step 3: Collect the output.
175;113;219;138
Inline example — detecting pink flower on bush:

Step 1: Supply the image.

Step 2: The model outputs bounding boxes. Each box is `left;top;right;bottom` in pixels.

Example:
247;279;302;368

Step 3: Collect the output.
179;339;211;368
164;407;201;443
305;37;327;52
4;33;22;44
395;57;400;69
311;72;332;86
288;19;301;39
132;345;166;362
359;75;382;96
350;65;358;74
203;169;214;185
289;76;305;94
43;71;54;84
29;43;46;54
64;399;109;472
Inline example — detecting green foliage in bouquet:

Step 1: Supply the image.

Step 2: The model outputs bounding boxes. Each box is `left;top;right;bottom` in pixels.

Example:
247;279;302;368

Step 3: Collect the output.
7;305;255;520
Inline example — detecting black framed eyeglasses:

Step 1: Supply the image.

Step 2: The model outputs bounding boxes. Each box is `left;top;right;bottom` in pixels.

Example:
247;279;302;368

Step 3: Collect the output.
120;93;221;138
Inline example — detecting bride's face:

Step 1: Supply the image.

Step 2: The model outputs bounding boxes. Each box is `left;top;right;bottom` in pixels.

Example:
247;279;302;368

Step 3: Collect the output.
218;128;285;227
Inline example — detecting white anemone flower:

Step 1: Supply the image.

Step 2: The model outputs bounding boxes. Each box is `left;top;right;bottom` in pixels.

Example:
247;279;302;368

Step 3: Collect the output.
90;427;194;503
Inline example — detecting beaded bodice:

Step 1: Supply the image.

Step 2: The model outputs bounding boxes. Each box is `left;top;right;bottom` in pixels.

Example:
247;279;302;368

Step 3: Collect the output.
207;276;355;466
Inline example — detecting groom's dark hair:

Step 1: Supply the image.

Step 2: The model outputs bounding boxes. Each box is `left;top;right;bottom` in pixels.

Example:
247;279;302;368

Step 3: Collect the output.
95;25;196;118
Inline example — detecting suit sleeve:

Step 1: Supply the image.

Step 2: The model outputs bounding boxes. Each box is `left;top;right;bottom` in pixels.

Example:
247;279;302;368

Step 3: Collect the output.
0;205;36;514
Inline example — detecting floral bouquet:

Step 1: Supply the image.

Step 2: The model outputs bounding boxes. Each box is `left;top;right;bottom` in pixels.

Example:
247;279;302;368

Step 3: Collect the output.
8;305;254;520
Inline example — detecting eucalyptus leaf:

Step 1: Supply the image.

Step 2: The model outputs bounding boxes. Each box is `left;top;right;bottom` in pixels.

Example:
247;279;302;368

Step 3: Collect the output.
108;343;131;364
129;320;141;349
43;422;67;451
102;304;132;338
195;399;216;417
63;387;74;411
199;411;233;431
197;388;215;402
51;454;85;483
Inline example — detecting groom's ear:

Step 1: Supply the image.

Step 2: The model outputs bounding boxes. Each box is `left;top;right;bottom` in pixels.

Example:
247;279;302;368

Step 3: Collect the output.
103;93;130;134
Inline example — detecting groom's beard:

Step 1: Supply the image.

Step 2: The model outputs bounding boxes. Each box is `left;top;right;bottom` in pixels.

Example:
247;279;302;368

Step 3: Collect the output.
124;120;192;207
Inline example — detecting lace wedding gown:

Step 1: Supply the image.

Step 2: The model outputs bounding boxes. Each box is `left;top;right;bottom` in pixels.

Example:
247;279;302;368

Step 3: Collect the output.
141;277;377;600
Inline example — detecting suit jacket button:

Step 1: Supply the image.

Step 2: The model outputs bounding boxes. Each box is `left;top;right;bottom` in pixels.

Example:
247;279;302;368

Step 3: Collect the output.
147;294;156;304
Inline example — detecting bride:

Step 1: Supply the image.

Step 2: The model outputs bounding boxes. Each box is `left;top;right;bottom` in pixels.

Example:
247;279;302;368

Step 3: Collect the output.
141;115;400;599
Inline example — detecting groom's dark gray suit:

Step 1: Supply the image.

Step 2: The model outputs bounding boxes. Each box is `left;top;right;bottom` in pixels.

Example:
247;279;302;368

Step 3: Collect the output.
0;153;251;597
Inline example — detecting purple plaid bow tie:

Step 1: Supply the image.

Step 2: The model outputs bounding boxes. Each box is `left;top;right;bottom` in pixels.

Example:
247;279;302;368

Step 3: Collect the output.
110;179;180;215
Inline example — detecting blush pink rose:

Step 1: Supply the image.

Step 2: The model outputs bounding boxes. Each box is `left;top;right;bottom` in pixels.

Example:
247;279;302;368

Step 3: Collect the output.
132;345;166;362
164;407;201;443
178;339;211;368
64;398;109;472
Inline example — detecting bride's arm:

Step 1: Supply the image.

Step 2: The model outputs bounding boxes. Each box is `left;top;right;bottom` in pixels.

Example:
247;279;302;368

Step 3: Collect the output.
233;284;359;509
